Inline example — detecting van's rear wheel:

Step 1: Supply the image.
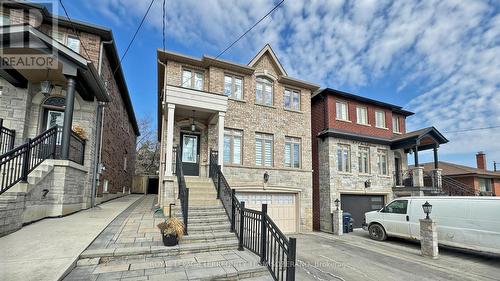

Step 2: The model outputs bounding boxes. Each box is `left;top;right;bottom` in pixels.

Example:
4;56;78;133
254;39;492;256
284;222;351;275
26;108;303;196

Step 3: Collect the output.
368;224;387;241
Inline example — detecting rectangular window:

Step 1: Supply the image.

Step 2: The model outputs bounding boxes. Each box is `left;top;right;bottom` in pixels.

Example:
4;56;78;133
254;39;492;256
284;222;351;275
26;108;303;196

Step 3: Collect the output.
392;116;400;132
358;147;370;174
478;178;492;192
356;106;368;125
67;35;81;53
285;137;301;168
224;74;243;100
182;69;204;90
0;13;10;26
223;129;242;165
284;89;300;111
255;133;273;167
123;156;128;171
336;101;349;121
103;180;109;193
256;77;273;106
375;110;386;128
337;144;351;172
377;149;388;175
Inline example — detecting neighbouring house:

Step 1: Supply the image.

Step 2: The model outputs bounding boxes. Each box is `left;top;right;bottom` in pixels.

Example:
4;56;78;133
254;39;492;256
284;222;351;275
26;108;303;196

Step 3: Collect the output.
157;44;319;233
0;1;139;236
311;88;448;230
421;152;500;196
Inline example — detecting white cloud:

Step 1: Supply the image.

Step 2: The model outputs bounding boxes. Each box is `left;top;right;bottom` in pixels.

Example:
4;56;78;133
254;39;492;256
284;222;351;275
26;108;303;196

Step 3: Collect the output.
88;0;500;166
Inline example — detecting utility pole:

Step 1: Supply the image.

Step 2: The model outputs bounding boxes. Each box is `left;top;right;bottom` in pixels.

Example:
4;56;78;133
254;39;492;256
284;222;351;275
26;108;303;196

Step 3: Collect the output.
494;161;497;172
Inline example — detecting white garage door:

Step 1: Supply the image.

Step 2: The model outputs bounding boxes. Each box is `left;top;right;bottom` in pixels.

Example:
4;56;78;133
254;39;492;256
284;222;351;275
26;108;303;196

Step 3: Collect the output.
237;192;297;233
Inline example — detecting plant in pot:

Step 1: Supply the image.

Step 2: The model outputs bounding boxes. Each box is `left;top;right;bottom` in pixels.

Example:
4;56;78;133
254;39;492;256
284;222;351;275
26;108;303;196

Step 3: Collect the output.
157;217;184;246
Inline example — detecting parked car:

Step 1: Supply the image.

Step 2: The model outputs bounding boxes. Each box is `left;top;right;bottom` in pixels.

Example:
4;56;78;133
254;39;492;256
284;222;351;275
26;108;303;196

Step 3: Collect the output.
362;197;500;254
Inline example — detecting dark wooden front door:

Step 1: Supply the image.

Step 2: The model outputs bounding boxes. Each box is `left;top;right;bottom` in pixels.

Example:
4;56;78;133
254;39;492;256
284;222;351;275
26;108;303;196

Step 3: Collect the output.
180;133;200;176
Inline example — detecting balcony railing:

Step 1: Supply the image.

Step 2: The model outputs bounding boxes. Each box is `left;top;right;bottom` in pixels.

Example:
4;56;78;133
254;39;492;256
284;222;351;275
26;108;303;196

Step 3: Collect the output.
0;119;16;155
209;150;297;281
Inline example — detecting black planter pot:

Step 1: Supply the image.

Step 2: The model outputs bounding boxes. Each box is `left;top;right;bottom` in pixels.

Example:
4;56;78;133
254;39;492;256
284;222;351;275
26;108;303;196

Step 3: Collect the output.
162;233;178;246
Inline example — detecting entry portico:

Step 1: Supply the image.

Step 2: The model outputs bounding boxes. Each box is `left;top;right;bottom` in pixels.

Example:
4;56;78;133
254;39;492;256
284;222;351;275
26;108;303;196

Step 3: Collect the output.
158;83;228;207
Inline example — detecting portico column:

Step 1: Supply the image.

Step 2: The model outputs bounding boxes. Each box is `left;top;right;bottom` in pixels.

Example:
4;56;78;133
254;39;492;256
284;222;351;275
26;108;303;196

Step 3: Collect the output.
61;76;76;159
433;145;439;169
164;103;175;177
413;145;419;167
217;112;225;171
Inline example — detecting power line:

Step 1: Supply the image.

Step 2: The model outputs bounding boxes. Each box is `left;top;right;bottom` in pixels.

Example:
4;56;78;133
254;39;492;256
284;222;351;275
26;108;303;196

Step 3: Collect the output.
162;0;166;51
214;0;286;59
58;0;92;60
112;0;156;76
443;125;500;134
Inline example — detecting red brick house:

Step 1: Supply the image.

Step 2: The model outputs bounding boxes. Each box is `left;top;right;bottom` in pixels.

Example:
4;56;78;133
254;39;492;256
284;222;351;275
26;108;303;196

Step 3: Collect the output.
422;152;500;196
311;88;448;230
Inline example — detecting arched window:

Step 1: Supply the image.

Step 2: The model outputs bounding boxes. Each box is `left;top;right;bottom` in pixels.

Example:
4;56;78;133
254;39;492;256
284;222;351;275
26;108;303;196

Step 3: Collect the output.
256;76;273;106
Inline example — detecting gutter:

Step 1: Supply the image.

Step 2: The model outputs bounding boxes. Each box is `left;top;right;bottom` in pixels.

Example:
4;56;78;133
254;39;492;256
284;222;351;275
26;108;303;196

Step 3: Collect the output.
90;39;113;208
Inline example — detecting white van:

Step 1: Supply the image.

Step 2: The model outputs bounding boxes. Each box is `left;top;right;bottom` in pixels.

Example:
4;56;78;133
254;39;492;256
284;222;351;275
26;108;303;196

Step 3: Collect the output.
363;197;500;254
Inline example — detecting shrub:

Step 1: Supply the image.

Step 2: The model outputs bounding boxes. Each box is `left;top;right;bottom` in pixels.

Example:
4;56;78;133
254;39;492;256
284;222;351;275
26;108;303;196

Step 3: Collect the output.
157;217;184;240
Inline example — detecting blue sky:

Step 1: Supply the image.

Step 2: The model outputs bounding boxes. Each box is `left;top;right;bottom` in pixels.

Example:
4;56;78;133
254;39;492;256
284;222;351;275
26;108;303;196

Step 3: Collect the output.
58;0;499;169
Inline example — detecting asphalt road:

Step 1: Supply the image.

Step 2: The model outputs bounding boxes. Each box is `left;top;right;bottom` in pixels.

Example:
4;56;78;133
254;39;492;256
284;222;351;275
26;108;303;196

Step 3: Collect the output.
292;230;500;281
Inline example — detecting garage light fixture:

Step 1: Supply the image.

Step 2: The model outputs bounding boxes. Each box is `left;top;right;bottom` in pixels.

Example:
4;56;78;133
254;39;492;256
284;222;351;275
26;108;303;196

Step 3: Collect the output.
263;171;269;183
334;198;340;211
191;110;196;132
422;201;432;219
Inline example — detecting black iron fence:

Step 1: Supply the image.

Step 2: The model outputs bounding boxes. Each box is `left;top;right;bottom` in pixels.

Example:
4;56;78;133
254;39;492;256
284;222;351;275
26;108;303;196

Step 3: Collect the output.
209;150;297;281
0;119;16;155
53;127;86;165
441;175;478;196
0;126;58;194
393;170;413;187
174;146;189;235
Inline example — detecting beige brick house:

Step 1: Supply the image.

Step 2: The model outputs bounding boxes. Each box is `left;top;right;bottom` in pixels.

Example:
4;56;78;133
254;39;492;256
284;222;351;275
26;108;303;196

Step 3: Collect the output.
157;45;319;232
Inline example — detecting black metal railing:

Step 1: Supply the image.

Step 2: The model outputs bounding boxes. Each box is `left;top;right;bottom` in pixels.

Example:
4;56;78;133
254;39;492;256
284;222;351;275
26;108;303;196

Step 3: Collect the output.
209;150;296;281
53;127;86;165
393;170;413;187
0;126;58;194
441;175;478;196
0;119;16;155
174;146;189;235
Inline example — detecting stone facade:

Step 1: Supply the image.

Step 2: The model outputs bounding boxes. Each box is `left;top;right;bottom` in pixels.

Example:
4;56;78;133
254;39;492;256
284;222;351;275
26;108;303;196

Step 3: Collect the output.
160;46;318;232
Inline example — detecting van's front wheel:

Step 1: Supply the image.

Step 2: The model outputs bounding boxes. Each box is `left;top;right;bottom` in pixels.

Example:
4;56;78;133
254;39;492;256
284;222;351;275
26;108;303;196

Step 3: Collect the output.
368;224;387;241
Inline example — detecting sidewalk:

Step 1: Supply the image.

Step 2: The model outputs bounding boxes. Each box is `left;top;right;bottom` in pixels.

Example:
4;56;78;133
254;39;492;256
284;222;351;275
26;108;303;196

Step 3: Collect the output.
0;195;144;281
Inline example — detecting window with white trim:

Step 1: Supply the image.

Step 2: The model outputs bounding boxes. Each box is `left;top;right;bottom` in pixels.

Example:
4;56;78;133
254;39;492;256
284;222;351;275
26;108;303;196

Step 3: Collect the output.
255;133;273;167
375;110;386;128
337;144;351;172
336;101;349;121
285;137;301;168
358;147;370;174
0;12;10;25
67;35;81;53
256;77;273;106
478;178;492;193
356;106;368;125
377;149;388;175
224;128;242;165
182;69;204;90
392;116;400;133
224;74;243;100
284;89;300;111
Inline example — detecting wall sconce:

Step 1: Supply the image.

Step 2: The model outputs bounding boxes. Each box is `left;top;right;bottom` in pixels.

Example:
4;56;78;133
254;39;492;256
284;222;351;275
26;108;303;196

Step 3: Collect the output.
334;198;340;211
191;110;196;132
364;179;371;188
422;201;432;219
40;80;53;97
263;171;269;183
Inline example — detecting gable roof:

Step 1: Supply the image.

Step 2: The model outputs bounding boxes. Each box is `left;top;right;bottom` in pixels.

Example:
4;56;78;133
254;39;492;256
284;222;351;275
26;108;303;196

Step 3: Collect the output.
248;44;288;76
421;161;500;178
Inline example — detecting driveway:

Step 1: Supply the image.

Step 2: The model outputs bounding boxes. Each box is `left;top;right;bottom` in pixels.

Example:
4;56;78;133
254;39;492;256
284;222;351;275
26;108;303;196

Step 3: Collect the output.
293;230;500;281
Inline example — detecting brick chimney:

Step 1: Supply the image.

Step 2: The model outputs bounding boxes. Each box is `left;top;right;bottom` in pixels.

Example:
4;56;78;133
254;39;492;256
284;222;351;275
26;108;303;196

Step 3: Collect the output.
476;151;486;170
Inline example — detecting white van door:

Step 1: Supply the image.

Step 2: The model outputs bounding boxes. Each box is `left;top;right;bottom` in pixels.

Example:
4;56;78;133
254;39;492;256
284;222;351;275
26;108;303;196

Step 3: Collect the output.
380;199;410;237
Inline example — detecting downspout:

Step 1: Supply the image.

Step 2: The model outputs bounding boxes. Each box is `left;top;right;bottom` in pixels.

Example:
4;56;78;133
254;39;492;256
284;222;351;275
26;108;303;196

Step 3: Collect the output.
90;39;113;208
157;59;168;207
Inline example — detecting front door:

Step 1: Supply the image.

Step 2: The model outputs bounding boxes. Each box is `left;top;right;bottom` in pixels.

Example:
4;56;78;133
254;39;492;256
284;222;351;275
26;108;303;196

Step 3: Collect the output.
180;133;200;176
394;157;401;186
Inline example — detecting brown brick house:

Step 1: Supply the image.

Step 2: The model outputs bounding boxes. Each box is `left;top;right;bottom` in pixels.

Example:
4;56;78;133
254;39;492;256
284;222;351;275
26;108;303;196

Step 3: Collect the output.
311;88;448;230
0;1;138;236
157;45;319;232
421;152;500;196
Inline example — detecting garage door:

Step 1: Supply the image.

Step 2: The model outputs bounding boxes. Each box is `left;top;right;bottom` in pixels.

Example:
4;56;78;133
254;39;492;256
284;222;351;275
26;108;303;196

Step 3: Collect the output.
237;192;297;233
341;195;385;228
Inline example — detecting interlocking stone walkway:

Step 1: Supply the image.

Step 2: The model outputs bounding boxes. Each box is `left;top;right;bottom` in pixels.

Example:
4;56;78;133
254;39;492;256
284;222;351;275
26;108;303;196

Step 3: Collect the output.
64;194;272;281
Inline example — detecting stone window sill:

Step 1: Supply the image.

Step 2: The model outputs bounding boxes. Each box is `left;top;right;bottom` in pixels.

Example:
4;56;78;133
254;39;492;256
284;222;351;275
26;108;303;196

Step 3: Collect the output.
229;98;246;103
357;123;371;127
336;118;352;123
284;108;303;114
255;103;276;109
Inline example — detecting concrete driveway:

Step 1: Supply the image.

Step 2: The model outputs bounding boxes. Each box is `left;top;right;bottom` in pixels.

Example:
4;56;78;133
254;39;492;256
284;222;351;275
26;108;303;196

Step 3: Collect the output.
293;230;500;281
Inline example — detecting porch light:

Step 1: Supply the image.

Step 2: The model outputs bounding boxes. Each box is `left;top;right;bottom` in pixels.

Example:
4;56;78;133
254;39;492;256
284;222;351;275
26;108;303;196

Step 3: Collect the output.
191;110;196;132
334;198;340;211
263;171;269;183
422;201;432;219
40;80;53;97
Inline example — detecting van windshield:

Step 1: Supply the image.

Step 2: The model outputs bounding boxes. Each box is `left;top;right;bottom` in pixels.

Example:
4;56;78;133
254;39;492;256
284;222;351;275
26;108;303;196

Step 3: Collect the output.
382;200;408;214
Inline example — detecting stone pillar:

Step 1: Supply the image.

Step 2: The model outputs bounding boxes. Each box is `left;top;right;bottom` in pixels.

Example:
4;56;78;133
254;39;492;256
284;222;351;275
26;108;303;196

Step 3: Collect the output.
412;166;424;187
164;104;175;177
217;112;225;171
61;76;76;159
420;219;438;259
432;169;442;190
332;209;343;236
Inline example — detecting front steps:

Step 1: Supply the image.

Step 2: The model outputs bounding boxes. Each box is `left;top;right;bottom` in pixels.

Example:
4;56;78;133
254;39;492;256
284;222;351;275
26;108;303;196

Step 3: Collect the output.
65;179;272;280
